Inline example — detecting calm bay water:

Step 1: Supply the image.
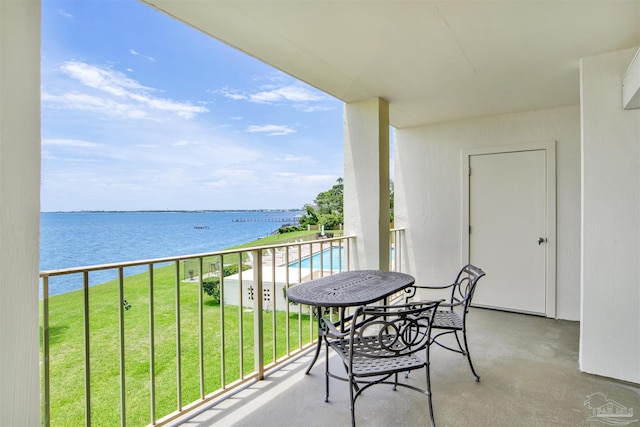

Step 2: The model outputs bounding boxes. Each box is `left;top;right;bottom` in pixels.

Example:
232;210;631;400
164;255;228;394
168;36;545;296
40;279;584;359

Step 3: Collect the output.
40;211;299;296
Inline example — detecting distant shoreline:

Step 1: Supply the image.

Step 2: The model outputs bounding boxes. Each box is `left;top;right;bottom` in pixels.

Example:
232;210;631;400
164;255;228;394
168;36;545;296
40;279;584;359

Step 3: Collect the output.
41;209;303;214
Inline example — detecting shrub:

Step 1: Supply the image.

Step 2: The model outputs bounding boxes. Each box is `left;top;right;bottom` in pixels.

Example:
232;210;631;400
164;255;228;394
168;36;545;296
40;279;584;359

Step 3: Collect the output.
203;278;221;303
318;212;343;230
278;225;304;233
202;263;252;304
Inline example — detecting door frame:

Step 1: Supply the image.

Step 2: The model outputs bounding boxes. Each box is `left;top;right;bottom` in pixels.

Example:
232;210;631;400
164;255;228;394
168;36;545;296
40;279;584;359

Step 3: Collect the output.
461;141;557;318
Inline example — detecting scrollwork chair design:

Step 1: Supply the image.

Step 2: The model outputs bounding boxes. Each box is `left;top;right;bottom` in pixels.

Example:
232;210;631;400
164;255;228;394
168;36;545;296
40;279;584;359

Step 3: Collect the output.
405;264;486;382
321;300;443;427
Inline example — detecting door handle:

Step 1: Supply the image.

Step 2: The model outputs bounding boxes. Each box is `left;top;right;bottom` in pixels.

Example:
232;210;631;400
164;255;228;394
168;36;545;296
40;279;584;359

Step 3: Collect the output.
537;237;546;245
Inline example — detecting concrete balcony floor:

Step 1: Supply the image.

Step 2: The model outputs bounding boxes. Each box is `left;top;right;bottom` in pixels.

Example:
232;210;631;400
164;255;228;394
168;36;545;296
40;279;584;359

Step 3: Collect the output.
172;308;640;427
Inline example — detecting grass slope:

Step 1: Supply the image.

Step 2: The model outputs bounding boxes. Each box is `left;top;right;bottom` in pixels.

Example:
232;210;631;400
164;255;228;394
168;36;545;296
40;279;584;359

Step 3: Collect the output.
43;231;324;425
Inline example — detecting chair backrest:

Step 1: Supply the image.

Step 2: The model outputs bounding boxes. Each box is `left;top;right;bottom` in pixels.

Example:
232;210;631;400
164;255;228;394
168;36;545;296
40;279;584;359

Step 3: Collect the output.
449;264;485;313
348;300;443;361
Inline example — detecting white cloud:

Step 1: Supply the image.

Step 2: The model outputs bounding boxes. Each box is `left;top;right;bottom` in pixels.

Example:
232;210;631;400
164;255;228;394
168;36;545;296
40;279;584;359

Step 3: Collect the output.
60;61;150;96
58;9;73;19
172;140;201;147
250;85;323;104
215;81;334;113
42;138;104;148
129;49;156;62
291;103;334;113
43;90;150;120
63;158;102;163
274;154;308;162
48;61;208;120
246;124;296;136
216;87;247;101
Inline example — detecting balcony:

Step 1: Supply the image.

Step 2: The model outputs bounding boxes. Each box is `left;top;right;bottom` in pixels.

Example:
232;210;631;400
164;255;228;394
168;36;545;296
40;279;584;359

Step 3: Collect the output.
40;232;405;426
40;229;639;426
170;308;639;427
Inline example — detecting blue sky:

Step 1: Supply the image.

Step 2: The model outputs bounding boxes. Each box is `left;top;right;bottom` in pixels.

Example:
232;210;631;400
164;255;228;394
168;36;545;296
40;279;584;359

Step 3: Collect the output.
41;0;344;212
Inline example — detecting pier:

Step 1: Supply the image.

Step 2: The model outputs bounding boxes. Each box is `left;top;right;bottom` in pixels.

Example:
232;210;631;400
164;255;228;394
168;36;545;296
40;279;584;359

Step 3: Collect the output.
232;217;299;223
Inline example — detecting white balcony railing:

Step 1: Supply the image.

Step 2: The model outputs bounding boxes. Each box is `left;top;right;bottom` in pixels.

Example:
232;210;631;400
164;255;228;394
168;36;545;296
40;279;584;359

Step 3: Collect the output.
40;230;403;426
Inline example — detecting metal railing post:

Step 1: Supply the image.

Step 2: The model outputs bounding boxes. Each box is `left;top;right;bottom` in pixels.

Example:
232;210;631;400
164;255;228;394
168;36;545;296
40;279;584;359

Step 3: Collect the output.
175;261;182;411
238;253;244;379
117;267;126;426
82;271;91;427
198;257;205;397
42;275;51;427
220;254;226;387
285;246;291;355
271;250;276;363
148;264;156;425
252;250;264;380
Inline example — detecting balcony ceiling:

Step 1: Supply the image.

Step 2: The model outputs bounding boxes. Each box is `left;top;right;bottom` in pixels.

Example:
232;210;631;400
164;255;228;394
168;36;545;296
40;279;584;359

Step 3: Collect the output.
142;1;640;128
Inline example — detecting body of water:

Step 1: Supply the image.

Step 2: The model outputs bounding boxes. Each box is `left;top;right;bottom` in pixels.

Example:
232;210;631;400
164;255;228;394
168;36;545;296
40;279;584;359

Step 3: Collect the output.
288;246;345;271
41;211;299;296
287;246;393;271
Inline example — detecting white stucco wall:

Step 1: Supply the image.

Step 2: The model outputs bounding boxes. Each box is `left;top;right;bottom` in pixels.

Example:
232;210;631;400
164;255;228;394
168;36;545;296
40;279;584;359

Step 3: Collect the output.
580;47;640;383
222;266;312;310
394;105;581;321
0;1;42;424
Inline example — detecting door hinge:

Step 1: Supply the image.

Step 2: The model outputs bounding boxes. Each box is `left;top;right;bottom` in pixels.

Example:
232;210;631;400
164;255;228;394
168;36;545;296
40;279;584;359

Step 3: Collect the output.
469;225;472;234
468;167;472;176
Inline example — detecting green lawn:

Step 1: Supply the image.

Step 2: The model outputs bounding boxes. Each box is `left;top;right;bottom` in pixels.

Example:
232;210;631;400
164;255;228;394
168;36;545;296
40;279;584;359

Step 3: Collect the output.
232;228;344;248
42;231;324;426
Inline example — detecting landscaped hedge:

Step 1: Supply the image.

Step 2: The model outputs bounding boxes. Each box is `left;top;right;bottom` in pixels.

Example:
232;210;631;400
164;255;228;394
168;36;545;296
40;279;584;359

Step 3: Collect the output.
203;264;251;304
278;225;305;233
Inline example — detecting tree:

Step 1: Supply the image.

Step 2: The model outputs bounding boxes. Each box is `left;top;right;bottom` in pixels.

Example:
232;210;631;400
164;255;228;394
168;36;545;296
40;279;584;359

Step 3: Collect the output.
298;204;319;227
318;212;342;230
298;177;394;228
314;177;343;216
299;178;343;228
390;181;395;223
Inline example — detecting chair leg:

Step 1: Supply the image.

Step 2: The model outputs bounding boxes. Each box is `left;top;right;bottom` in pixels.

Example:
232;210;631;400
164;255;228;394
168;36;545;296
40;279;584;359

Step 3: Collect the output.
460;329;480;382
425;347;436;427
349;376;356;427
324;342;331;402
453;329;465;353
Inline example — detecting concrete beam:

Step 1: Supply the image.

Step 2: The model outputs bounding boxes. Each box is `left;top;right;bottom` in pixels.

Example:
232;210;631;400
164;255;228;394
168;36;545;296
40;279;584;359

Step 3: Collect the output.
344;98;390;270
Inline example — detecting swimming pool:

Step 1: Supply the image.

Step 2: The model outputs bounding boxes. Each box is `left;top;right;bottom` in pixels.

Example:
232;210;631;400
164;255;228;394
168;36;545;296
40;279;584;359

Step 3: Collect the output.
288;246;345;271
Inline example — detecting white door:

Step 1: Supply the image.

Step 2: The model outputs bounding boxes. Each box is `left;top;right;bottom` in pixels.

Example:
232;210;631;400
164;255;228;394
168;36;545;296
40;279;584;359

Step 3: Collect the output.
469;149;548;315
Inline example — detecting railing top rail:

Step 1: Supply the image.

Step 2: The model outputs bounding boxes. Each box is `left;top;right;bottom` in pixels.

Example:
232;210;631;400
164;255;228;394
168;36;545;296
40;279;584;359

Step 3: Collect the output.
39;234;356;278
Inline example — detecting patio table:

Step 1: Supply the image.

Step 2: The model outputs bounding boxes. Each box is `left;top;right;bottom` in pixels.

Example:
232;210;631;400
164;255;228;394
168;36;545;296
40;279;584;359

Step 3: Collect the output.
286;270;415;373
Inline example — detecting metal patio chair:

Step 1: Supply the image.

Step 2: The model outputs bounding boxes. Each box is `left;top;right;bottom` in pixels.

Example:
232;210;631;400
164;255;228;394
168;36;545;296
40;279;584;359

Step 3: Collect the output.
321;300;443;427
405;264;486;382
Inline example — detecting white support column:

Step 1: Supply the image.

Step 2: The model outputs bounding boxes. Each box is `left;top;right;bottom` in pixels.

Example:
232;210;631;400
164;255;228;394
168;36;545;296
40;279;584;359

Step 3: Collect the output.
0;1;42;424
344;98;390;270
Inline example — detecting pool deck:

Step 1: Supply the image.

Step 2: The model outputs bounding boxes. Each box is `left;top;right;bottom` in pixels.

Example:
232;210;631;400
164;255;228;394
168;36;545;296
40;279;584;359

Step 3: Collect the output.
182;241;345;283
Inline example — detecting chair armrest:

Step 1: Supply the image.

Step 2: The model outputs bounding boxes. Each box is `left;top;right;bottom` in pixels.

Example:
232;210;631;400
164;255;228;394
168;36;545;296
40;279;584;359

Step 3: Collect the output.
411;282;456;290
438;301;459;308
404;282;455;303
319;316;348;339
